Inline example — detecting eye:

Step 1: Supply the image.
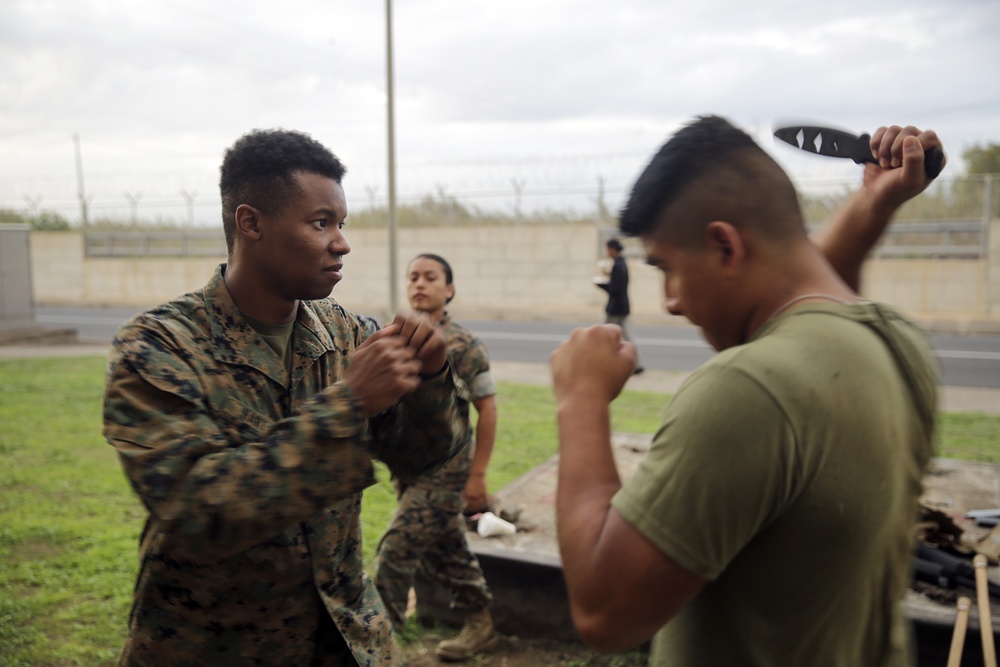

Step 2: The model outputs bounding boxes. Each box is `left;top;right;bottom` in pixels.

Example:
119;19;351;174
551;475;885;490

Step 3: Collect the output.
312;218;328;229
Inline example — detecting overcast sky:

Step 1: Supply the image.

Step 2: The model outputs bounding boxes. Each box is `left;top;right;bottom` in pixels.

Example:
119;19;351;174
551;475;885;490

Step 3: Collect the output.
2;0;998;224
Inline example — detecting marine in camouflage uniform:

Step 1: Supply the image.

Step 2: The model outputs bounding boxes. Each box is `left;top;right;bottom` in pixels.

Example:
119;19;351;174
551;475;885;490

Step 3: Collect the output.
104;128;463;665
373;312;495;628
103;265;466;666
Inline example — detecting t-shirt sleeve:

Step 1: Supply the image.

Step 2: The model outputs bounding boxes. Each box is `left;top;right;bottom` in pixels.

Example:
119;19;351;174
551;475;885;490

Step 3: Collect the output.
611;364;800;581
470;370;496;401
452;335;494;399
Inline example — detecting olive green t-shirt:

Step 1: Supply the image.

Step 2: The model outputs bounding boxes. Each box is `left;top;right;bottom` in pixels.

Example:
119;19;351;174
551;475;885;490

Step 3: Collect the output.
612;301;937;667
239;311;295;380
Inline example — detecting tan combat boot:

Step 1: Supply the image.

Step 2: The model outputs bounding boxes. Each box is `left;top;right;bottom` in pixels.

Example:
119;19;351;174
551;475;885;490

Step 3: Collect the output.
434;607;498;661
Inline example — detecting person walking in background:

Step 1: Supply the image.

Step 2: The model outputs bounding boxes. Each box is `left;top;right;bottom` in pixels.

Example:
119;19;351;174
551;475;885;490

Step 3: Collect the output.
552;117;943;666
374;253;499;662
598;238;643;374
102;129;465;666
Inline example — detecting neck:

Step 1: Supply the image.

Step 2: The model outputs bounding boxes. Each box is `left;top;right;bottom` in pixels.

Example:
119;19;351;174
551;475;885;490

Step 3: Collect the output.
224;261;298;325
768;292;855;319
743;245;859;341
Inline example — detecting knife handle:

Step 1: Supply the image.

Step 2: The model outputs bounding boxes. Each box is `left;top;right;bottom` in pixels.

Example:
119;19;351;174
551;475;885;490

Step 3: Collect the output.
859;133;945;179
923;147;945;179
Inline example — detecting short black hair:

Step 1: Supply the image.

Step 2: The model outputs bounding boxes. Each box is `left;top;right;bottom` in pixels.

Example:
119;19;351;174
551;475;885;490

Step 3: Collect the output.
411;253;454;303
618;115;803;246
606;238;623;252
219;129;347;253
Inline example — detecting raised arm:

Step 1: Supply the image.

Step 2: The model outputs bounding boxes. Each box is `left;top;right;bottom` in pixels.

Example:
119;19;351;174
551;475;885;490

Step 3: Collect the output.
104;313;462;561
350;313;466;483
812;126;946;291
104;329;389;560
550;325;705;651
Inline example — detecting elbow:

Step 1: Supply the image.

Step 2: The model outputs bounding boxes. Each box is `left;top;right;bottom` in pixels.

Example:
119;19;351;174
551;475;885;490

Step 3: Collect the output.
570;604;642;653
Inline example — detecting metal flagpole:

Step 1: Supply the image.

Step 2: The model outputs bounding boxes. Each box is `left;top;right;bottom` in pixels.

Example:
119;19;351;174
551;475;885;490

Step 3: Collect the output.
385;0;399;315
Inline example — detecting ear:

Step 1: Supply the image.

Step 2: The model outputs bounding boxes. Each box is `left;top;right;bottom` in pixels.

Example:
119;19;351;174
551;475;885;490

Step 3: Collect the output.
704;221;746;276
445;284;456;303
235;204;263;242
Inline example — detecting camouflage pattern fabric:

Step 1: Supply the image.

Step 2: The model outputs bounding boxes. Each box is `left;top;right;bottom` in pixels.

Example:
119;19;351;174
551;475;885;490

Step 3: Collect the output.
103;264;466;666
374;313;494;628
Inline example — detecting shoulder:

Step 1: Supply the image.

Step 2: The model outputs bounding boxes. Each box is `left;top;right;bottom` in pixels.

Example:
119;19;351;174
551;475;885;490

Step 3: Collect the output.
444;320;488;360
668;353;784;424
754;303;933;374
106;293;214;400
441;318;492;386
443;318;480;344
113;291;210;357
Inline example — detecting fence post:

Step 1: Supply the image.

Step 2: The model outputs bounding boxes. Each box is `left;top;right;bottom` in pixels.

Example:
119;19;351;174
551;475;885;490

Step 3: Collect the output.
987;174;998;317
983;174;993;260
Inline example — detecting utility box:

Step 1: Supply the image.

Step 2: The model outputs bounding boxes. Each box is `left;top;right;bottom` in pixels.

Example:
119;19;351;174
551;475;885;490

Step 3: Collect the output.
0;224;35;328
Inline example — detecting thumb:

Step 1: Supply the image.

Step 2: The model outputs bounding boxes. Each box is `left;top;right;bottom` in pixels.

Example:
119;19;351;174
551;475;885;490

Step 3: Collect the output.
900;135;925;184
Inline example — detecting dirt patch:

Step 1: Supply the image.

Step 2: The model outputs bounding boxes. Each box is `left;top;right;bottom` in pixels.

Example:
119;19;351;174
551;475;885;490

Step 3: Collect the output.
399;627;645;667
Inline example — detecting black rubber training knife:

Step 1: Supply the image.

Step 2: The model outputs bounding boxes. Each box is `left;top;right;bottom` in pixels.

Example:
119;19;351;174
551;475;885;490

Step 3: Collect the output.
773;124;945;179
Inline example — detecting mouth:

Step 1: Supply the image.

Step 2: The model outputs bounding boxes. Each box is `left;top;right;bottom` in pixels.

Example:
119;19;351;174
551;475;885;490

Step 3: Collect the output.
322;264;344;280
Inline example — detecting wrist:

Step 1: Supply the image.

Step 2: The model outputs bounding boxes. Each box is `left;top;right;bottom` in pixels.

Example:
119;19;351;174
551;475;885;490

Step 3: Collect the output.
419;362;449;380
863;180;911;221
555;388;613;414
868;195;902;223
420;359;448;380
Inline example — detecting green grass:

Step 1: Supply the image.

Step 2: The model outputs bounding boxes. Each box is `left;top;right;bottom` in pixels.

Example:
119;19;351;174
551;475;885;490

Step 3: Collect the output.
0;356;997;665
364;381;669;564
934;411;1000;462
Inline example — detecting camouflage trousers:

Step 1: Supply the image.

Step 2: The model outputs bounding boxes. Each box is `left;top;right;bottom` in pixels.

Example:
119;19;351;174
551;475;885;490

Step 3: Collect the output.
373;477;492;628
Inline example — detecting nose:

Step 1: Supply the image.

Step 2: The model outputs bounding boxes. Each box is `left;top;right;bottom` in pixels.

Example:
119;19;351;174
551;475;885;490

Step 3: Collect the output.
330;228;351;255
664;296;683;317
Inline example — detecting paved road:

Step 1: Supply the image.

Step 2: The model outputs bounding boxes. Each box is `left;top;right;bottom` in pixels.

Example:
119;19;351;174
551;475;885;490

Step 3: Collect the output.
466;319;1000;390
34;306;1000;390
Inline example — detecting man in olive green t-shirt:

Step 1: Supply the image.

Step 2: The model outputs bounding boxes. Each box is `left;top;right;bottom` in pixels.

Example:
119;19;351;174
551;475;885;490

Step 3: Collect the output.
550;116;943;666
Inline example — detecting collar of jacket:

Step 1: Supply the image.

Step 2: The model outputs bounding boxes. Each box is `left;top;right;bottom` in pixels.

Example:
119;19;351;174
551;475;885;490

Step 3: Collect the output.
203;264;340;386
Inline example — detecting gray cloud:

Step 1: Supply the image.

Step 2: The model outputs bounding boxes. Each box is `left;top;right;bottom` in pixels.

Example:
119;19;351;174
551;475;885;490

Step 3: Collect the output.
1;0;998;222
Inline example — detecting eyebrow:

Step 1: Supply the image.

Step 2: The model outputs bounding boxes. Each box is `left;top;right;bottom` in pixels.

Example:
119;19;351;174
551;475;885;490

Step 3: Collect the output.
309;207;341;218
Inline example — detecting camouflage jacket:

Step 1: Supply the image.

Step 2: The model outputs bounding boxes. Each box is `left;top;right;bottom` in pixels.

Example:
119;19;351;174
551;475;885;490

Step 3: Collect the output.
430;313;496;487
103;265;465;666
440;313;495;405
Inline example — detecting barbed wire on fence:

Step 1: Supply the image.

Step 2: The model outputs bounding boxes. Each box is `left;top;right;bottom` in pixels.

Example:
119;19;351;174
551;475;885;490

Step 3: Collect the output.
0;168;996;232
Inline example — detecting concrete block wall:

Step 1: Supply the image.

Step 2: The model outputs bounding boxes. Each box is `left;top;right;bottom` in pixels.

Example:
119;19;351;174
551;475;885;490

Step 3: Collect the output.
863;260;988;316
29;232;85;303
27;219;1000;328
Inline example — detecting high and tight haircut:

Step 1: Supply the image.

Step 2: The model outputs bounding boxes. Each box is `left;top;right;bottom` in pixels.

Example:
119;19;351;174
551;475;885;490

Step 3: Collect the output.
411;253;454;302
618;115;805;247
219;129;347;253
